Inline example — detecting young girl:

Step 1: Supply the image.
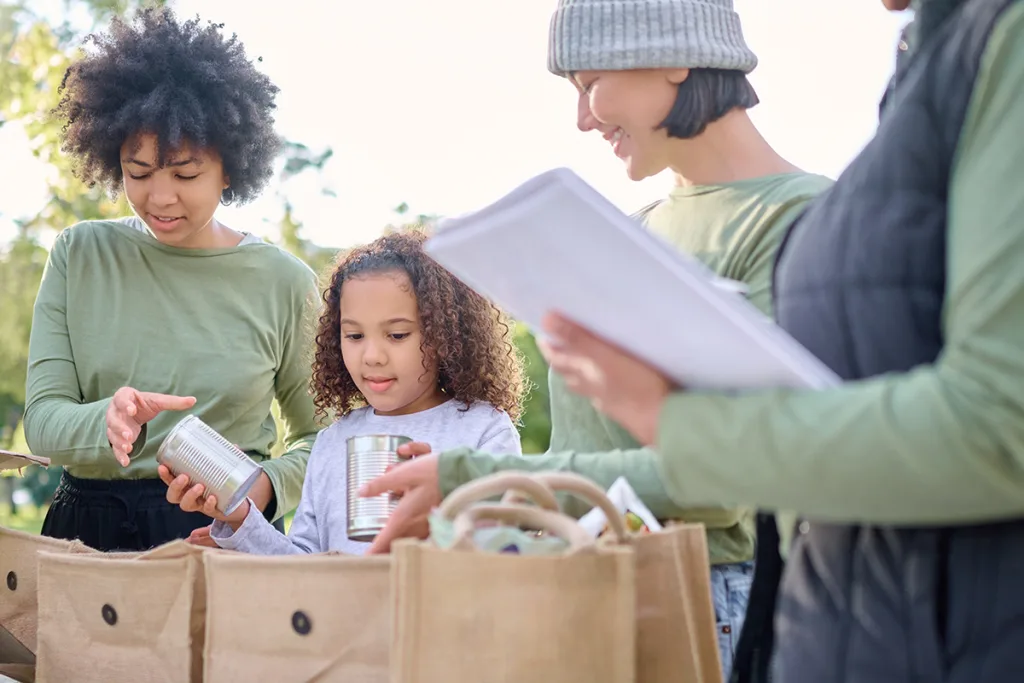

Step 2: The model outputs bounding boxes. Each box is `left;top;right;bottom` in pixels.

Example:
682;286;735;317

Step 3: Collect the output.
203;230;527;554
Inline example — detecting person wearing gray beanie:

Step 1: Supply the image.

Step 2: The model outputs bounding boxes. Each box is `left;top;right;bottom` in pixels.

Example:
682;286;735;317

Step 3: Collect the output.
359;4;832;682
544;2;832;679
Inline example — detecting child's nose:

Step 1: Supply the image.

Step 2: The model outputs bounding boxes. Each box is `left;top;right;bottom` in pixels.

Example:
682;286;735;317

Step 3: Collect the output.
364;341;387;365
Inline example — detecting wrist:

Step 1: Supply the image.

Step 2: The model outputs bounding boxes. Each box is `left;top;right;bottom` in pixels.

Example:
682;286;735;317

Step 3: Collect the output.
247;472;274;512
226;499;251;531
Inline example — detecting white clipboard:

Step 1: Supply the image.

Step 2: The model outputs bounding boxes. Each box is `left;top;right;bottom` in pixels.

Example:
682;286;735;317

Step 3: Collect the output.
425;167;840;391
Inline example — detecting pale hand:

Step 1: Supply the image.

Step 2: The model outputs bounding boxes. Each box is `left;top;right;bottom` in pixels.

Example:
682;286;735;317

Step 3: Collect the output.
106;387;196;467
359;451;441;555
539;312;671;446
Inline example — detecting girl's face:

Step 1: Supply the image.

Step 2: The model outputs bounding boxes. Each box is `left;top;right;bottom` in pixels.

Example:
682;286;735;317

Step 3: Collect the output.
339;270;446;416
572;68;689;181
121;132;230;248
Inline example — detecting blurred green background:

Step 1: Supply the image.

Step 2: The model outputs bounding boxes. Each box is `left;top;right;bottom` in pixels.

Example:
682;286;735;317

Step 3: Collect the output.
0;0;552;535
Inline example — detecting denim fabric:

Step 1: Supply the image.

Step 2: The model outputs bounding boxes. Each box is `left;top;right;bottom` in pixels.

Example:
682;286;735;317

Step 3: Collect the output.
711;561;755;682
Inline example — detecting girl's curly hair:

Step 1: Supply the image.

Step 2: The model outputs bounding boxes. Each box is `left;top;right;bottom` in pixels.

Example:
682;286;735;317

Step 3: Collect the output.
54;7;280;205
311;230;528;423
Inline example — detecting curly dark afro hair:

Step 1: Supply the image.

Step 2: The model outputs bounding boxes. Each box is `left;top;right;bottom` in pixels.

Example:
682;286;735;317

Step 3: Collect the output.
311;230;528;423
54;6;280;205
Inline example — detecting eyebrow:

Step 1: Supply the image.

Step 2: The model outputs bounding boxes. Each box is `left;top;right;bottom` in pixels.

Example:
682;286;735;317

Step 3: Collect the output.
339;317;416;326
122;156;202;168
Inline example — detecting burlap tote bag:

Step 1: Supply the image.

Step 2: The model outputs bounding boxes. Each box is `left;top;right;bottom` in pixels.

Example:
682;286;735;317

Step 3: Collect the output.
0;526;94;683
202;551;391;683
391;470;636;683
505;472;723;683
34;539;211;683
203;474;558;683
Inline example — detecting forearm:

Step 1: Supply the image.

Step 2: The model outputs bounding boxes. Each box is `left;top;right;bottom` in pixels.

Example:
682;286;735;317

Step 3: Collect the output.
438;446;687;519
210;502;315;555
656;366;1024;524
23;397;114;468
259;436;315;521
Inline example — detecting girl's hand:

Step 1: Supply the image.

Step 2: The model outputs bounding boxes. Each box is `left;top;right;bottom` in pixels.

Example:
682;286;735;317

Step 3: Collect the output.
187;525;220;548
158;464;262;530
539;312;671;446
106;387;196;467
359;453;441;554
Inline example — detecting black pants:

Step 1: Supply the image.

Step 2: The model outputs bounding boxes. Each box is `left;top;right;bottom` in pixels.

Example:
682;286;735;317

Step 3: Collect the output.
41;471;285;552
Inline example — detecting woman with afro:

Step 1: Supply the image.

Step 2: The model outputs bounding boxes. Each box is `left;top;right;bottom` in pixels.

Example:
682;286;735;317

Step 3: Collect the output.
23;7;323;551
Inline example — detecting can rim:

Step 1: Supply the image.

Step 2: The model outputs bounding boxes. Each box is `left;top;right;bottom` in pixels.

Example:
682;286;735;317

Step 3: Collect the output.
156;414;200;464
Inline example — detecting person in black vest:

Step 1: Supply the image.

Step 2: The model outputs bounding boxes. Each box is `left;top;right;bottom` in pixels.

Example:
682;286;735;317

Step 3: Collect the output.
533;0;1024;681
360;0;1024;681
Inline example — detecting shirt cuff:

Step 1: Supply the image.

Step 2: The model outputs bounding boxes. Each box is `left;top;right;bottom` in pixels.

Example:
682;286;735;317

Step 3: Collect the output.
209;498;261;551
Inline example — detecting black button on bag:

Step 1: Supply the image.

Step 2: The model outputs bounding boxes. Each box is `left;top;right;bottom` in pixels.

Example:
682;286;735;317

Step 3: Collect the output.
101;604;118;626
5;571;16;591
291;610;312;636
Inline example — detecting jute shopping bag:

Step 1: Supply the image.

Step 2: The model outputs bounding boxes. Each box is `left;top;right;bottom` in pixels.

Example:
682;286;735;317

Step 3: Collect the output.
203;552;391;683
391;471;637;683
506;472;723;683
0;527;94;659
632;523;721;683
35;539;211;683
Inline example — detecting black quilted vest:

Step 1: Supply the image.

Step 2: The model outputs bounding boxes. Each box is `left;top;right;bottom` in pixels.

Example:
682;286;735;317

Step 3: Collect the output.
735;1;1024;681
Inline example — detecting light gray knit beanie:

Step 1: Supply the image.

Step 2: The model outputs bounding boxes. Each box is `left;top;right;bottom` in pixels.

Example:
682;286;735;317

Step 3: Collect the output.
548;0;757;76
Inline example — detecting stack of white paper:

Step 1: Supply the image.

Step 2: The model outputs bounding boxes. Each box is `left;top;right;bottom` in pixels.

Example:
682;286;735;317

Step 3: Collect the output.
424;168;841;391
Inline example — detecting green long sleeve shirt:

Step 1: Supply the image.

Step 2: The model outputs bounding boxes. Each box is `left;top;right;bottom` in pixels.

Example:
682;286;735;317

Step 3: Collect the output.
439;4;1024;528
23;218;323;520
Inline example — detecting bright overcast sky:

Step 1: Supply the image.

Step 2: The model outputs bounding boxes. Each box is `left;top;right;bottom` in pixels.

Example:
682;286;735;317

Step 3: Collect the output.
0;1;908;249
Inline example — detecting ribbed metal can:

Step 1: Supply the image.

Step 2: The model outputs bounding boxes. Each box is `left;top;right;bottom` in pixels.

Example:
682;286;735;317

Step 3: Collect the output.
346;434;412;542
156;415;263;516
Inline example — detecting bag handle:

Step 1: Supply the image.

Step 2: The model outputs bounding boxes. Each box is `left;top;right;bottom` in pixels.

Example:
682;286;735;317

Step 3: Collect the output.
438;471;560;520
450;503;595;553
502;472;630;542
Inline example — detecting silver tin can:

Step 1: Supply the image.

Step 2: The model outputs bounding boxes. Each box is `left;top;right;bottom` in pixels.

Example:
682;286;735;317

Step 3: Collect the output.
346;434;412;542
156;415;263;516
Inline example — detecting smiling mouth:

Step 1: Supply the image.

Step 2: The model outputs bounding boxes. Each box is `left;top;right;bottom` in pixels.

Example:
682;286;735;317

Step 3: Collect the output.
603;127;623;142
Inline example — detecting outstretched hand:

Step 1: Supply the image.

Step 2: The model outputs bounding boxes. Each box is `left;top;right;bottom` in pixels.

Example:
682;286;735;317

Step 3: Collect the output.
106;387;195;467
539;312;671;446
359;451;441;555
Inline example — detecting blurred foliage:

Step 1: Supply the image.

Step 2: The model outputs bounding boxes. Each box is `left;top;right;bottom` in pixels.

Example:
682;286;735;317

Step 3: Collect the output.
0;0;552;521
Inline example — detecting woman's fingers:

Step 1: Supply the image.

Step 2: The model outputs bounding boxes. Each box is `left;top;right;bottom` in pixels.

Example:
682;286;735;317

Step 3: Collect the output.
157;465;176;487
112;387;139;417
396;441;433;459
165;474;193;505
179;482;206;512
